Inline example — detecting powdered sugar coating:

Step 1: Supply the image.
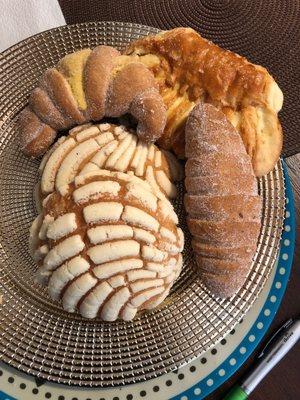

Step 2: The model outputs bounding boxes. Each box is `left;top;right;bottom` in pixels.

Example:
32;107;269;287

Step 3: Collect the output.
185;103;262;298
20;45;167;157
19;108;56;157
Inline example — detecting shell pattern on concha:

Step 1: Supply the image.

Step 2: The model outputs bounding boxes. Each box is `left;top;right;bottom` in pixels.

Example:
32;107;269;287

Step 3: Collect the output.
37;122;182;211
30;170;184;321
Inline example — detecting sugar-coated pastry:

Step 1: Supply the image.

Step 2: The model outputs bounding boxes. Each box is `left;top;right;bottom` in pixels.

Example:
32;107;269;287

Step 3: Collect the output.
126;27;283;176
19;46;166;157
30;170;184;321
40;68;87;125
84;46;120;121
184;103;262;297
29;87;70;130
19;107;56;157
37;122;182;206
130;88;167;143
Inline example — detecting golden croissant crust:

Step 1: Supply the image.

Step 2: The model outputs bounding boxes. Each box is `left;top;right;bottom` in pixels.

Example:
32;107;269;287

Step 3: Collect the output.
126;27;283;176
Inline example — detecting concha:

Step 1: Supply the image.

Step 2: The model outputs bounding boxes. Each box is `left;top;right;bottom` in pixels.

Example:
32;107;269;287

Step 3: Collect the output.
30;170;184;321
36;122;182;211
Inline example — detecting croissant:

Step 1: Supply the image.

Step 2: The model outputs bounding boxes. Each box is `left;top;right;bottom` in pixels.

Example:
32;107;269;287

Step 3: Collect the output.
184;103;262;297
30;170;184;321
126;27;283;176
19;46;166;157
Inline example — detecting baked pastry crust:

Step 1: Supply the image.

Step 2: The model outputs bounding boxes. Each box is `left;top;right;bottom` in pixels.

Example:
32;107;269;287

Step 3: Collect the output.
19;108;56;157
30;170;184;321
19;46;166;157
36;122;182;212
184;103;262;297
126;27;283;176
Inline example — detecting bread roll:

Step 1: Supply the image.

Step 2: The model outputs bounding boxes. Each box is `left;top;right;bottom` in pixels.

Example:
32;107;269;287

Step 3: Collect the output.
30;170;184;321
37;123;182;211
184;103;262;297
20;45;167;157
19;108;56;157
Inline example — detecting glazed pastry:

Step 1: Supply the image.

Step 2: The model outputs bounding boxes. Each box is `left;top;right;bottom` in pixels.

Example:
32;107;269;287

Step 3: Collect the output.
20;46;166;157
30;170;184;321
126;27;283;176
36;122;182;211
184;103;262;297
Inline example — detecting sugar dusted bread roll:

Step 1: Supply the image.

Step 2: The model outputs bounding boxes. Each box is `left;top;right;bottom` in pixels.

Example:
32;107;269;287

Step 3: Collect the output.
20;46;166;157
184;103;262;297
19;108;56;157
30;170;184;321
36;122;182;212
126;27;283;176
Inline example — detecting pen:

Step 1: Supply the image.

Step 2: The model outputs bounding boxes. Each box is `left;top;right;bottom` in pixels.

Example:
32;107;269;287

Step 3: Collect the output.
223;318;300;399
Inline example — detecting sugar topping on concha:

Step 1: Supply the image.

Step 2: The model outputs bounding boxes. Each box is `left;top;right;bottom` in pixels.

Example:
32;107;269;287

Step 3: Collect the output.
30;170;184;321
37;122;182;211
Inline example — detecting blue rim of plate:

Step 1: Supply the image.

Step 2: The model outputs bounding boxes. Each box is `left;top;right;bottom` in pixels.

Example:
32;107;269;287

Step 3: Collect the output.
0;160;295;400
171;160;296;400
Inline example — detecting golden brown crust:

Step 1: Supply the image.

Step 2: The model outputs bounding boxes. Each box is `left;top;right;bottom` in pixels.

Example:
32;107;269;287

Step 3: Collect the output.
31;170;184;320
195;255;250;275
128;28;273;107
106;62;157;116
126;27;283;176
200;271;247;298
29;88;70;130
19;107;56;157
184;103;262;297
222;105;283;176
20;46;166;157
130;88;167;142
185;154;252;177
188;219;261;247
185;174;257;196
192;241;257;262
185;195;262;222
252;110;283;177
41;69;87;125
84;45;120;121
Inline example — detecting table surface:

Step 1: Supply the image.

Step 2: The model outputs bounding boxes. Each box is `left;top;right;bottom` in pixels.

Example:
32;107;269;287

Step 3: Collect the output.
208;154;300;400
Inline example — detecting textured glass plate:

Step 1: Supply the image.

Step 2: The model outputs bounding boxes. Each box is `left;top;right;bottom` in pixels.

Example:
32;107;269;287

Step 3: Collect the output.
0;21;285;387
